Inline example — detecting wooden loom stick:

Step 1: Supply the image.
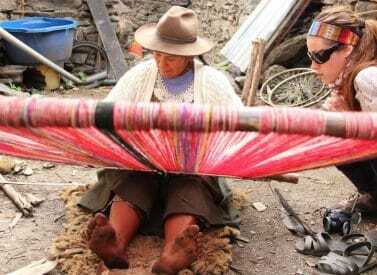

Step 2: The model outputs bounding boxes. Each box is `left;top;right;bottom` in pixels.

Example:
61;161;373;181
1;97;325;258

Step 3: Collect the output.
2;97;375;139
0;174;33;216
235;172;299;184
274;187;316;236
242;40;294;184
246;39;265;106
268;173;299;184
241;40;258;102
242;39;266;106
239;37;292;183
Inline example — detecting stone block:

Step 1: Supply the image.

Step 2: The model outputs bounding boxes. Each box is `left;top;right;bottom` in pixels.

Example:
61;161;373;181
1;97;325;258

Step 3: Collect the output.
0;12;8;21
0;2;18;12
53;10;77;18
85;33;99;42
110;15;119;22
118;16;134;35
321;0;355;4
78;19;92;27
355;1;377;13
264;34;307;68
73;0;83;8
80;26;97;35
26;0;74;10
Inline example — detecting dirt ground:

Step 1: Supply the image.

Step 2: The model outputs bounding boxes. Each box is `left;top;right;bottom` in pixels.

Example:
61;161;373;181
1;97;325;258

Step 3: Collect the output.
0;89;376;275
2;156;377;275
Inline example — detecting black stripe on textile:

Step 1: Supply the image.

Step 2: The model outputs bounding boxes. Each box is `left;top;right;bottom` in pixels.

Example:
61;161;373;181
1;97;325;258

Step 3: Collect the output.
95;102;114;130
95;102;161;172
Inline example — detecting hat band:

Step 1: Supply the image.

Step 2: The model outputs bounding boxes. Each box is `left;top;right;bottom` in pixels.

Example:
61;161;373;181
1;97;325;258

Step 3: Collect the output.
308;21;360;46
157;29;197;44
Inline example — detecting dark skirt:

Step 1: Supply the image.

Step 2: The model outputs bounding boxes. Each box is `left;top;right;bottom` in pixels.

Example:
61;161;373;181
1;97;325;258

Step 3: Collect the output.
337;158;377;197
79;169;241;236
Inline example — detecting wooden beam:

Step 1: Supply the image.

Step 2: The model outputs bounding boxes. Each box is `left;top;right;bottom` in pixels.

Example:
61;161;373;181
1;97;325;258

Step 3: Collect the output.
0;174;33;216
246;39;265;106
87;0;128;81
243;39;265;106
241;41;258;102
268;173;299;184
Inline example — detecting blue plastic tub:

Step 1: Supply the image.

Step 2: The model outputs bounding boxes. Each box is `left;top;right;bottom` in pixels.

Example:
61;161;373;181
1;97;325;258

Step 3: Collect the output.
0;17;78;65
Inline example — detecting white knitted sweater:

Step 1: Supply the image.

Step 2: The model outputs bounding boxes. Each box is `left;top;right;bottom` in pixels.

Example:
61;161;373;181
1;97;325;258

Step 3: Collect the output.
354;66;377;111
105;59;243;107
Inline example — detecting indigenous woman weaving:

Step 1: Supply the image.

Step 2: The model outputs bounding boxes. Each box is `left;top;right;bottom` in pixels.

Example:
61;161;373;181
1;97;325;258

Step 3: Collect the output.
307;6;377;214
79;6;243;274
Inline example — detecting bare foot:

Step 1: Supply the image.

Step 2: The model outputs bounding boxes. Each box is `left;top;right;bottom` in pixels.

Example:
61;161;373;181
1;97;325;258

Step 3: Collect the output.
86;213;129;269
152;225;201;274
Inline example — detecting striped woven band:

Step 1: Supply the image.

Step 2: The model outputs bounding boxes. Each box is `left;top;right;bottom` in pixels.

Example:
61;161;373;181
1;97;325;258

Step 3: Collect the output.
308;21;360;46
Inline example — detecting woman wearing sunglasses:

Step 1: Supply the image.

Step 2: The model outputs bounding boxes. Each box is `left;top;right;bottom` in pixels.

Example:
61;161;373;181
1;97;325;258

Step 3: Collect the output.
307;6;377;214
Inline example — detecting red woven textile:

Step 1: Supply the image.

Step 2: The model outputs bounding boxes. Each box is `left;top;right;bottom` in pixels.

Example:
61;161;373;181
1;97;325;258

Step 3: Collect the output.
0;96;377;179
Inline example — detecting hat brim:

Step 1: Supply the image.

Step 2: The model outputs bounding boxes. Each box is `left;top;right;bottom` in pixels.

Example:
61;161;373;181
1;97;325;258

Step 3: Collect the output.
135;23;213;56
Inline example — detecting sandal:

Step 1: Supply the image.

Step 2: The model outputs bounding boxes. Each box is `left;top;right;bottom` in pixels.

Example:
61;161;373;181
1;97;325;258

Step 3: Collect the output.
365;230;377;248
295;233;372;257
282;212;309;236
295;232;342;256
340;232;377;249
316;241;377;275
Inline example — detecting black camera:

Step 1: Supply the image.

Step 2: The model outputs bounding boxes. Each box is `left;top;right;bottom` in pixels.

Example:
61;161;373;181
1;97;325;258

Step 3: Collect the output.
323;208;361;235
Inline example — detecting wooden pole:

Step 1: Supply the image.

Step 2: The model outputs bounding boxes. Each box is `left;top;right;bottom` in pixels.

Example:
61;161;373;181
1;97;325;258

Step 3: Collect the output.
0;174;33;216
268;173;299;184
241;39;266;106
246;39;265;106
20;0;25;17
241;40;259;102
235;172;300;184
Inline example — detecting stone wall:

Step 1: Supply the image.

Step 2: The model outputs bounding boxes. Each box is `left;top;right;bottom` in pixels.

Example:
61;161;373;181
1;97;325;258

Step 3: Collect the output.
0;0;129;46
121;0;258;63
1;0;377;64
0;0;258;65
318;0;377;12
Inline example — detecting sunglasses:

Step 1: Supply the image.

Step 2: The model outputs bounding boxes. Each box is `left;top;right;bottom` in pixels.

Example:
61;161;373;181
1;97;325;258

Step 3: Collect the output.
307;43;342;64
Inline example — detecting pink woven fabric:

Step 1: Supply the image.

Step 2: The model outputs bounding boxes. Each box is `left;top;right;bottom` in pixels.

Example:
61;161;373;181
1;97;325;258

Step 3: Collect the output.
1;96;377;178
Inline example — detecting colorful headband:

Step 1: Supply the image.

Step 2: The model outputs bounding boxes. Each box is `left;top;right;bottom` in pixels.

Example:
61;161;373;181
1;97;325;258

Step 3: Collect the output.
308;21;360;46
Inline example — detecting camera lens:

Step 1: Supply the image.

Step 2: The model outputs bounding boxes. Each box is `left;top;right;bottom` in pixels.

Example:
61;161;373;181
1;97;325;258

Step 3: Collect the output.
323;216;333;233
342;221;351;236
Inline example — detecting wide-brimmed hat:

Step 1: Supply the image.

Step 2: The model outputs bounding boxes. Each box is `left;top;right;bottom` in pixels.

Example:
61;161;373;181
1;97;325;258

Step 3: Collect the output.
135;6;213;56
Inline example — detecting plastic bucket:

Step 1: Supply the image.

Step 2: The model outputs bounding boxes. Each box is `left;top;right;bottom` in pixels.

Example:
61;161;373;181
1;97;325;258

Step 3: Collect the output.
0;17;78;65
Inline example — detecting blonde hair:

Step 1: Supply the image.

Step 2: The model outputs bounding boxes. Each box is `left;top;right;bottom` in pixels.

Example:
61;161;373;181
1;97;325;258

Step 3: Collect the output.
315;6;377;110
